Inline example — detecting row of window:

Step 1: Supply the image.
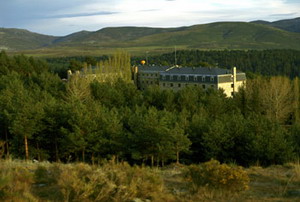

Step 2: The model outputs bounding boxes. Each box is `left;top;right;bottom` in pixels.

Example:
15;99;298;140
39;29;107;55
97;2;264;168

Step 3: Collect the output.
140;73;158;77
161;75;215;82
161;83;215;89
141;80;159;85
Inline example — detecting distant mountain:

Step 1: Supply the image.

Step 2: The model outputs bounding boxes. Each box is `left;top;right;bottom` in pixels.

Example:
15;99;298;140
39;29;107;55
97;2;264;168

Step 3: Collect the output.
56;22;299;50
0;28;58;51
52;30;91;44
251;17;300;33
1;18;300;54
53;27;186;47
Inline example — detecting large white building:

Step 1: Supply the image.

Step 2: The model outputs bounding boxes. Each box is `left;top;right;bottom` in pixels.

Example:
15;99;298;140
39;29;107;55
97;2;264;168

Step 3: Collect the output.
133;65;246;97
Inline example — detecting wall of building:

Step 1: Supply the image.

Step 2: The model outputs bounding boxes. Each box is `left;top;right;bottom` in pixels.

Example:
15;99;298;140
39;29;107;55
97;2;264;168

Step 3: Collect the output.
217;82;234;97
137;71;160;90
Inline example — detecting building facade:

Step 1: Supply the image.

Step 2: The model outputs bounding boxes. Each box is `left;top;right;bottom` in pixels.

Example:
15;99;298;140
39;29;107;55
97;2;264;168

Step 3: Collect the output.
133;65;246;97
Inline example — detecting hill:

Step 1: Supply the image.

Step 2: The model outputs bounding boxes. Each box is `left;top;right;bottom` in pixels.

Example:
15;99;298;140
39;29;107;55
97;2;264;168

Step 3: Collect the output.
0;28;58;51
1;18;300;56
252;17;300;33
51;22;300;49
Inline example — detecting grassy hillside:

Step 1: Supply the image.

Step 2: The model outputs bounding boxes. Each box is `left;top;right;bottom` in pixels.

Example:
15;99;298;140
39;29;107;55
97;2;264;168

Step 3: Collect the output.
124;22;300;49
51;22;300;50
252;17;300;33
2;19;300;56
0;28;57;51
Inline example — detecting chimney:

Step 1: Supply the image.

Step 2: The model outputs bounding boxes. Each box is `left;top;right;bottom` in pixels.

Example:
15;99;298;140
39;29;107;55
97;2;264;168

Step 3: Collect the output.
233;67;237;94
67;70;72;80
133;66;138;85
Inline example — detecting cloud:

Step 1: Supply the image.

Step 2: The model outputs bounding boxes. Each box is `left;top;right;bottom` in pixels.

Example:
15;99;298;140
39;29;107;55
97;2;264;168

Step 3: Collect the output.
1;0;300;35
47;11;118;19
269;13;298;17
139;9;160;12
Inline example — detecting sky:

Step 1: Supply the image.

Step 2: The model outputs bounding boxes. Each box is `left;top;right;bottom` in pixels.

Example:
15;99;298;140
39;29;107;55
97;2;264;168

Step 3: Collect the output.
0;0;299;36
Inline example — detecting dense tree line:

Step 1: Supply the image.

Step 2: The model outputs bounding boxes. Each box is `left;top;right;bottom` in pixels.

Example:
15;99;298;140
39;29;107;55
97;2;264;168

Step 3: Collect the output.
132;49;300;78
0;50;300;167
47;50;300;79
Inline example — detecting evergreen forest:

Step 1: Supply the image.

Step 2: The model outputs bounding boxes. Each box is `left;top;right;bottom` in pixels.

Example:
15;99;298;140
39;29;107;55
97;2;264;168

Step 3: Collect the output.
1;50;300;167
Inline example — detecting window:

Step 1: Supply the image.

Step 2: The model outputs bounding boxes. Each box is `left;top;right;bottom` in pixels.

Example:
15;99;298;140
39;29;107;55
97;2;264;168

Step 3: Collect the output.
202;84;206;89
178;76;181;81
202;76;206;82
162;75;166;80
170;83;174;87
163;83;165;87
170;75;173;80
210;76;214;82
231;83;234;88
194;76;197;81
150;81;153;84
178;83;181;87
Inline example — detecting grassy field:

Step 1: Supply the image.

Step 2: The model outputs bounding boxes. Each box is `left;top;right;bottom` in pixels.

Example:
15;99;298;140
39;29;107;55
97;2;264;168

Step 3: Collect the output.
10;45;189;58
1;159;300;201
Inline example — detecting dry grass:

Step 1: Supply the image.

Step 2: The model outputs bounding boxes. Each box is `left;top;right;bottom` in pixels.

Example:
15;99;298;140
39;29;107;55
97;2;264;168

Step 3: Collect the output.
1;159;300;201
0;160;173;202
243;163;300;201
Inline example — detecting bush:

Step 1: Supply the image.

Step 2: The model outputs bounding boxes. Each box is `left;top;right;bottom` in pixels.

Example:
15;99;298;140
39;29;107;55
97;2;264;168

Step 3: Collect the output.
187;159;249;193
56;162;170;201
0;160;37;201
0;160;173;201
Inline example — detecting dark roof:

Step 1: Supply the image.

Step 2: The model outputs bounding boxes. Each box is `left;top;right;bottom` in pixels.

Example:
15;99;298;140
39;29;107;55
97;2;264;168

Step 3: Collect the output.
161;67;231;75
138;65;170;72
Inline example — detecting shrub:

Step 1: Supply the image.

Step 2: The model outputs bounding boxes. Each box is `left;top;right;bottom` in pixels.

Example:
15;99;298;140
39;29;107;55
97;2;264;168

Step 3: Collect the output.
56;162;170;201
187;159;249;193
0;160;37;201
0;160;173;201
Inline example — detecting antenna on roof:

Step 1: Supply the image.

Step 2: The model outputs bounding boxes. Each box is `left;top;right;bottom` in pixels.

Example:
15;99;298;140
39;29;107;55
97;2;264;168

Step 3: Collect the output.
174;46;177;67
146;51;149;65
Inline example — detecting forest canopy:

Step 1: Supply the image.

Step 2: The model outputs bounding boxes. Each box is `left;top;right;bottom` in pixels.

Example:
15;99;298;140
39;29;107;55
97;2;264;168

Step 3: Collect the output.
0;50;300;167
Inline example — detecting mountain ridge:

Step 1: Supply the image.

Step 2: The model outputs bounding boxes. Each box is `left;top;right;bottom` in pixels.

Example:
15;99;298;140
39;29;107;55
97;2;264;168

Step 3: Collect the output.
1;17;300;54
251;17;300;33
